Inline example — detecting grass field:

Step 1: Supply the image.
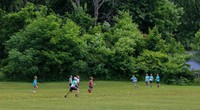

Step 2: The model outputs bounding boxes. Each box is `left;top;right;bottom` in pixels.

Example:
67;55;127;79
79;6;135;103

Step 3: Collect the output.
0;81;200;110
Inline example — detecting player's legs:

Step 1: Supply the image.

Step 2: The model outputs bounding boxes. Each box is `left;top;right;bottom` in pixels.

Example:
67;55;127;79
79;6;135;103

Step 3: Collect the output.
75;89;79;97
133;82;138;88
88;86;93;93
157;82;160;87
64;87;73;98
145;81;149;87
150;81;153;87
33;86;38;92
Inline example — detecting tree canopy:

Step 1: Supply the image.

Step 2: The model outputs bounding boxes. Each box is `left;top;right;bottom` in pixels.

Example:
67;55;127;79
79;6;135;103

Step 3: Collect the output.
0;0;197;84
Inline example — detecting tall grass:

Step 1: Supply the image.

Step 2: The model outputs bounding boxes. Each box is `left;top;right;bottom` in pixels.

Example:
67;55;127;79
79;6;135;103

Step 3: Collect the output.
0;81;200;110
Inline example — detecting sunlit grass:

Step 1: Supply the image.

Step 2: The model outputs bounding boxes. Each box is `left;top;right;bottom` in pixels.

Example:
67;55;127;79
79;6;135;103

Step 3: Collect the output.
0;81;200;110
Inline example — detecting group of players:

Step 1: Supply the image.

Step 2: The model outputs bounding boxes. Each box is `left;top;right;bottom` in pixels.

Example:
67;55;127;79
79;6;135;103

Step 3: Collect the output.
32;73;160;97
32;75;94;97
64;75;94;98
130;73;160;89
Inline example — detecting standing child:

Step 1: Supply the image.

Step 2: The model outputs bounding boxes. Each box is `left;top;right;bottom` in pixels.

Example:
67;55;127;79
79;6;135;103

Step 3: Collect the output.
69;75;72;87
149;74;154;87
76;75;80;87
130;74;138;89
88;77;94;94
145;74;150;87
156;74;160;87
64;77;79;98
32;76;38;93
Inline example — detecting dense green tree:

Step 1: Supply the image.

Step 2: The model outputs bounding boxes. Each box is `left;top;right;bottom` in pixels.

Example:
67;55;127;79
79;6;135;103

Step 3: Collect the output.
145;27;165;52
82;27;112;79
0;9;5;59
3;13;86;80
66;2;95;32
0;1;195;83
108;0;183;40
0;3;47;60
105;11;145;79
0;0;25;12
153;0;183;39
192;30;200;62
136;50;193;84
171;0;200;49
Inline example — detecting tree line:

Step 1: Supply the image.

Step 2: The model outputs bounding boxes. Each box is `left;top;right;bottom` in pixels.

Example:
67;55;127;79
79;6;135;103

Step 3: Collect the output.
0;0;199;84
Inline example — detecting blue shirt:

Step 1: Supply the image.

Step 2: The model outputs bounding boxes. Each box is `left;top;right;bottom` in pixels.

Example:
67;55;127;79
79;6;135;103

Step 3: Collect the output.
149;76;154;81
145;76;150;82
156;76;160;82
131;76;137;82
71;80;77;87
33;79;37;86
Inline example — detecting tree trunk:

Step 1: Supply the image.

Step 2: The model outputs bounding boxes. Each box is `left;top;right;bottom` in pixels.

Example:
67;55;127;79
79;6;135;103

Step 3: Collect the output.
76;0;80;7
93;0;104;25
23;0;27;6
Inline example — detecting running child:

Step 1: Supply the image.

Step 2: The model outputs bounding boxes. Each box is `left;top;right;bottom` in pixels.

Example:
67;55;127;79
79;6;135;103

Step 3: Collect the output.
130;74;138;89
156;74;160;87
32;76;38;93
64;77;79;98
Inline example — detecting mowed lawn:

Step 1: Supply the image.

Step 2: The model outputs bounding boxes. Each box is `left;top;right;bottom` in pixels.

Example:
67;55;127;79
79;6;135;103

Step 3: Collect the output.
0;81;200;110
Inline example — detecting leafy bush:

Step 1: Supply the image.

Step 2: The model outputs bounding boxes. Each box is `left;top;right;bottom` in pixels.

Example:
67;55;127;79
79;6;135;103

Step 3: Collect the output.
175;77;190;86
0;71;5;81
191;78;200;86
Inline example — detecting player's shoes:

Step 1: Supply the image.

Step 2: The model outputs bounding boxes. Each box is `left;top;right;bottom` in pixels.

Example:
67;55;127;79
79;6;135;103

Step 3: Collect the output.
64;95;67;98
75;94;78;97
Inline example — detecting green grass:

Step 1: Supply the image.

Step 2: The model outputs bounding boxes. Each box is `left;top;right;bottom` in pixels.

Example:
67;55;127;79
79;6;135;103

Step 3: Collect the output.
0;81;200;110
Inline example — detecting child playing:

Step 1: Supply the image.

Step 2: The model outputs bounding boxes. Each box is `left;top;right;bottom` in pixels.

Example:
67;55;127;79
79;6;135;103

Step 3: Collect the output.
156;74;160;87
145;74;150;87
130;74;138;89
76;75;80;87
88;77;94;94
32;76;38;93
149;74;154;87
64;77;79;98
69;75;72;87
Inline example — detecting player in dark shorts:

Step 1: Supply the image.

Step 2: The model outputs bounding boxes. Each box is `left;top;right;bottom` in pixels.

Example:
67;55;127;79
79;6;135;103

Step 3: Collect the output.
64;77;79;98
88;77;94;93
156;74;160;87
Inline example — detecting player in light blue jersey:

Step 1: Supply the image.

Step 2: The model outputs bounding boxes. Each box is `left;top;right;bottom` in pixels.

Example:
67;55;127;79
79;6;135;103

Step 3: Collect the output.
32;76;38;93
149;74;154;87
130;74;138;89
156;74;160;87
145;74;150;87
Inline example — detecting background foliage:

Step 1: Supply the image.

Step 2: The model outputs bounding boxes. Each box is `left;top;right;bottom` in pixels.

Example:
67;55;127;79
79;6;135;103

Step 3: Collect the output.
0;0;198;84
